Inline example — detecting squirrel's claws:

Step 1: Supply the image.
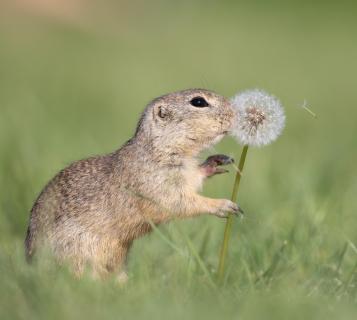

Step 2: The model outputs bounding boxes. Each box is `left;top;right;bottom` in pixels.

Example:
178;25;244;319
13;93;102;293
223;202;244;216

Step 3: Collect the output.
214;168;229;174
201;154;234;167
215;200;244;218
230;204;244;217
200;154;234;177
236;205;244;215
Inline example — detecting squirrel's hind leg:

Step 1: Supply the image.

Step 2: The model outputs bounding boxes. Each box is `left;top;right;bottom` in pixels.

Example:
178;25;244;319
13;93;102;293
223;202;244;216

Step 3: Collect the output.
90;240;131;283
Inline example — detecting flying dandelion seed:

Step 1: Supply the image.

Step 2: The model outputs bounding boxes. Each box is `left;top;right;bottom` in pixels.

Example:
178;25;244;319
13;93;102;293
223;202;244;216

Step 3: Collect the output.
300;100;317;118
230;89;286;147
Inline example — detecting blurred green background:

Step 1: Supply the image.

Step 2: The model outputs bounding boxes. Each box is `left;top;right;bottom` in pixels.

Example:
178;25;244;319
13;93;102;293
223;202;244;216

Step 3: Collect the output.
0;0;356;319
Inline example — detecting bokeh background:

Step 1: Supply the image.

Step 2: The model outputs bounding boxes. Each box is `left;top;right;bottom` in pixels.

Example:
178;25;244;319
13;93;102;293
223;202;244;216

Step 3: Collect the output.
1;0;356;319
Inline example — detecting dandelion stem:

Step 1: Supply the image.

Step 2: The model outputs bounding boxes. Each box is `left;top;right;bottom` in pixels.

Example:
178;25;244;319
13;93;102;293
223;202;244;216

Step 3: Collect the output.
217;145;249;282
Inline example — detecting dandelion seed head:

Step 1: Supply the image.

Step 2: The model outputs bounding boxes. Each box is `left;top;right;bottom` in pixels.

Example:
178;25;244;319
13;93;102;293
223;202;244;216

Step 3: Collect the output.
230;89;285;147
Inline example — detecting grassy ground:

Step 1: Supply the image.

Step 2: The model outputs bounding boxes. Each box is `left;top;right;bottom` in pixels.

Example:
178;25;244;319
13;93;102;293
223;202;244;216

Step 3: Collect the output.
1;1;357;319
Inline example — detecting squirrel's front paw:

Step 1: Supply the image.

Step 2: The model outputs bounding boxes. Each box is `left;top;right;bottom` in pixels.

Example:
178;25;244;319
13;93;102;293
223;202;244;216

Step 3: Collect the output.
214;199;243;218
200;154;234;177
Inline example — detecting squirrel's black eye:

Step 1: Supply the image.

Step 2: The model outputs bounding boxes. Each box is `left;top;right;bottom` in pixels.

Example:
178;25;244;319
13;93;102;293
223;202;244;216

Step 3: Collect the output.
190;97;209;108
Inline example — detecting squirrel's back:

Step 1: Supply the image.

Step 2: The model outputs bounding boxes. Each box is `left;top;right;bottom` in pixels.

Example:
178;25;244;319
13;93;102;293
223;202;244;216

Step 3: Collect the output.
25;153;117;261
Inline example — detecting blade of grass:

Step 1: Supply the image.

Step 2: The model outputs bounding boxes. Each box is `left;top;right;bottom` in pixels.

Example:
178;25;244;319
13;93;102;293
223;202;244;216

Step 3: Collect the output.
336;242;348;274
146;219;186;257
255;240;288;284
176;225;216;288
198;226;211;259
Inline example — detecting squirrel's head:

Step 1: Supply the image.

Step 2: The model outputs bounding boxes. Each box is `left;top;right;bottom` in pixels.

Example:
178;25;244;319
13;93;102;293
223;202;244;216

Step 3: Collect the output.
135;89;234;157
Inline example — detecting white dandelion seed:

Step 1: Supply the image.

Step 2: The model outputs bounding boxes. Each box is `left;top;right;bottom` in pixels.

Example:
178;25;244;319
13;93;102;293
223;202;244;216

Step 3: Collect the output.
230;89;286;147
299;100;317;118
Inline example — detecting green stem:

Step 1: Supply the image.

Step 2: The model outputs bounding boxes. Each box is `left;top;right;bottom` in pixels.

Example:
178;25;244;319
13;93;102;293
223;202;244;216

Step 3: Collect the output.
217;145;249;282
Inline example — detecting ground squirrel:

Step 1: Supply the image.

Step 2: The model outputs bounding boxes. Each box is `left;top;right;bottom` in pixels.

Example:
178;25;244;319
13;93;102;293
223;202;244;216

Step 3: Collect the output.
25;88;242;281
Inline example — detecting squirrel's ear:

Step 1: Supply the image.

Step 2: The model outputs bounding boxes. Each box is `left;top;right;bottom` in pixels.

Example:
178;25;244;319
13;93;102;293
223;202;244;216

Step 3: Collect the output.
153;105;172;122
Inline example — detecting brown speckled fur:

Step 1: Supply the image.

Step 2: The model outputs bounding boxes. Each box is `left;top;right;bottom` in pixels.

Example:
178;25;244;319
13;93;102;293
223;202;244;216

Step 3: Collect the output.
25;88;239;281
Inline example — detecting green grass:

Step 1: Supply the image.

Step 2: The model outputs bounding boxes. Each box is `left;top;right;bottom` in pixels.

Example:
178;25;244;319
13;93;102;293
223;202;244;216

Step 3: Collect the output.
1;1;357;319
